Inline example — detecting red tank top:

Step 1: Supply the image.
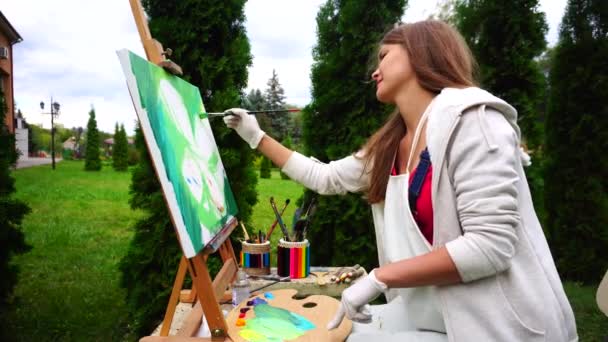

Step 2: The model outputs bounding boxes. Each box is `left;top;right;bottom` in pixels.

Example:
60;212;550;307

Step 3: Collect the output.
391;163;434;244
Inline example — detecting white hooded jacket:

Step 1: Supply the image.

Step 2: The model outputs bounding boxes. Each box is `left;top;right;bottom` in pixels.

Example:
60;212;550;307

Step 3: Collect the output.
281;87;578;341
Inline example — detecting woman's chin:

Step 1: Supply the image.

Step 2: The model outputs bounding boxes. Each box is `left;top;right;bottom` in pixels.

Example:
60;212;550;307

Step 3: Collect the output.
375;91;393;104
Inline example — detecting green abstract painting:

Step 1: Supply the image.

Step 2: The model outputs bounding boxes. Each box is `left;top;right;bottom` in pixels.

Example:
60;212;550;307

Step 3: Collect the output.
117;49;238;257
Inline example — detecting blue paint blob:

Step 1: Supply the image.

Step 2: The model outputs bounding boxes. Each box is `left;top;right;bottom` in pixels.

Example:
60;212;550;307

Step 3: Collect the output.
263;292;275;300
251;297;268;306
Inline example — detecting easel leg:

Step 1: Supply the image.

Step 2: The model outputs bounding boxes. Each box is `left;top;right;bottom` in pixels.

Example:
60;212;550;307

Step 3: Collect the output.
190;255;230;340
160;256;189;336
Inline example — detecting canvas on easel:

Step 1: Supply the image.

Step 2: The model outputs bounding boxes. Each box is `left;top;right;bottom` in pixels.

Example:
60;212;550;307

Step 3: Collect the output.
117;49;238;258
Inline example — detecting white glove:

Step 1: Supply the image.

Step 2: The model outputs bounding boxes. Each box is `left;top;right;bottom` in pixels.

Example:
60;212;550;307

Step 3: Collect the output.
222;108;266;149
327;269;388;330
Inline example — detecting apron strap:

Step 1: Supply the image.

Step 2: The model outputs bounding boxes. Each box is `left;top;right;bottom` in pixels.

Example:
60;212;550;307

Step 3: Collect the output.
406;98;436;214
405;100;434;172
408;148;431;214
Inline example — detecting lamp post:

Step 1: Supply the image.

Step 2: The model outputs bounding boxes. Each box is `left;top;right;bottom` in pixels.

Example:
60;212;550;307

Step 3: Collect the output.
40;99;60;170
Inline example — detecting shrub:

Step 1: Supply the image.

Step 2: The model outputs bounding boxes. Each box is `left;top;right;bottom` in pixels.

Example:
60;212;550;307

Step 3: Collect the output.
0;90;31;329
260;156;271;179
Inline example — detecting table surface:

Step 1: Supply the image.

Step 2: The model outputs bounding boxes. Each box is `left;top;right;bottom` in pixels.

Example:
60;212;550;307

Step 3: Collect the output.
247;266;366;298
151;266;365;337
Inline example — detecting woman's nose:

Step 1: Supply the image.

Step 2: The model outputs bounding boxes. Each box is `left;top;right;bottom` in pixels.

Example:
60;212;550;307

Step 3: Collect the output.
371;69;380;81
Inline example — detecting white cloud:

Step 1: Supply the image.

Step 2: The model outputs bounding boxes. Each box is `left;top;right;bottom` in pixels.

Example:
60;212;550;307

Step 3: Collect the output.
1;0;565;134
2;0;145;134
244;0;325;107
540;0;567;46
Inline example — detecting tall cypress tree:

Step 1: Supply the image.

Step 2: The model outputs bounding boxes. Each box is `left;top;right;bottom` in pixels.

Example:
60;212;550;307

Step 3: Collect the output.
455;0;547;149
302;0;405;271
545;0;608;283
112;123;129;172
119;122;182;336
0;90;31;330
264;69;288;140
119;0;254;336
84;109;101;171
142;0;256;224
454;0;548;219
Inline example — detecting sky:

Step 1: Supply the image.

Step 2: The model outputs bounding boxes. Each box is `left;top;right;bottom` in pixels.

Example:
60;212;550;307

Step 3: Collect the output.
1;0;566;135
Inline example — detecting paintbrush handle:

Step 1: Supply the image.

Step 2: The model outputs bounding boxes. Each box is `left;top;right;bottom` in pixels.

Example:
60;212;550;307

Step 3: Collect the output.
266;203;289;238
204;109;299;117
240;222;250;242
270;199;290;241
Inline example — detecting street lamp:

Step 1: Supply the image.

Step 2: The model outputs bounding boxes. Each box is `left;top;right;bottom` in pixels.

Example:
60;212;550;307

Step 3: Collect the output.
40;98;60;170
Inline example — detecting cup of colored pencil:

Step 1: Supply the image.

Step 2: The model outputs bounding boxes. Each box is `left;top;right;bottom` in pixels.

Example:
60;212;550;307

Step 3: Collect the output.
240;240;271;276
277;238;310;279
239;222;270;276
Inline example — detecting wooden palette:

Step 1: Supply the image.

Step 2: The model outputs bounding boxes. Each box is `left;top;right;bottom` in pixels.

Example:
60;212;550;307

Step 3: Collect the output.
226;289;351;341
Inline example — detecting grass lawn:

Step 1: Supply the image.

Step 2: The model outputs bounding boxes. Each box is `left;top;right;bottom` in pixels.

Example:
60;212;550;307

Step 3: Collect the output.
6;160;142;341
563;282;608;342
5;162;606;341
249;170;305;265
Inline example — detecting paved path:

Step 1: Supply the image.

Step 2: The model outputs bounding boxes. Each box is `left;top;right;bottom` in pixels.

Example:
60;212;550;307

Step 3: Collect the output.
15;157;63;169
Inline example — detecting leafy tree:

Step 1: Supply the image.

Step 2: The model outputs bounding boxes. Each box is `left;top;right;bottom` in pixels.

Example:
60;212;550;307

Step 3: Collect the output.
454;0;548;220
28;124;46;156
302;0;405;271
120;0;254;336
112;123;129;171
544;0;608;283
431;0;457;23
84;109;101;171
260;156;271;179
243;89;266;110
286;108;303;147
264;69;288;140
0;90;31;330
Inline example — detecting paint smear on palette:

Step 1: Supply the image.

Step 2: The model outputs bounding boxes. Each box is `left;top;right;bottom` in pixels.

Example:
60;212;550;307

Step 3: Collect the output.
238;304;315;341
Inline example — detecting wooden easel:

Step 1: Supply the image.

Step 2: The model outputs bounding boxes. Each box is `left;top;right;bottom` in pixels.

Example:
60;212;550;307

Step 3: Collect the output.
128;0;239;340
126;3;352;342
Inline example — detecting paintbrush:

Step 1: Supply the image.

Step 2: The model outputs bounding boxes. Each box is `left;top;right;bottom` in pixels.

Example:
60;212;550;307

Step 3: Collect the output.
270;197;291;242
302;197;317;219
293;220;306;242
240;222;250;242
200;108;300;118
302;202;317;240
266;199;290;238
291;207;302;237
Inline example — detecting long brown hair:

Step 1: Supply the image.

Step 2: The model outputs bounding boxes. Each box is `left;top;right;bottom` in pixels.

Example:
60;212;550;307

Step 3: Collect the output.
362;20;477;203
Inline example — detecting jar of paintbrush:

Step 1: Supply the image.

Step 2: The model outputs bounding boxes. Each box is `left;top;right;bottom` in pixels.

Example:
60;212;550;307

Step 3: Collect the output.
270;196;316;279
